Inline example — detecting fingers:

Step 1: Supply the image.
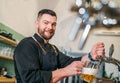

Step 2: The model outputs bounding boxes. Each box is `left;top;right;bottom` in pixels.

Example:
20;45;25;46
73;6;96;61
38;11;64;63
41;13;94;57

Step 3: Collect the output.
68;61;84;75
76;61;84;74
73;67;82;73
73;68;82;75
91;42;105;60
97;50;105;55
97;42;105;54
96;47;105;55
96;42;104;46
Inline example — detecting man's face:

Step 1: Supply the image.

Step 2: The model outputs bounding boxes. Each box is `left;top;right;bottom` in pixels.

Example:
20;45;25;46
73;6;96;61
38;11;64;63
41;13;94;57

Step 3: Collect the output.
35;14;57;40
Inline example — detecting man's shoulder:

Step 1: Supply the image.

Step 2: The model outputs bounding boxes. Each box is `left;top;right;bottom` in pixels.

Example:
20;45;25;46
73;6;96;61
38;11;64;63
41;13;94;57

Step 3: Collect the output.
21;37;32;41
17;37;35;46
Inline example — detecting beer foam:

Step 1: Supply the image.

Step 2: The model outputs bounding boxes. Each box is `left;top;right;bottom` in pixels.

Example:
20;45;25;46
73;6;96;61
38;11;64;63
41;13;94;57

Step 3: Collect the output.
82;67;98;75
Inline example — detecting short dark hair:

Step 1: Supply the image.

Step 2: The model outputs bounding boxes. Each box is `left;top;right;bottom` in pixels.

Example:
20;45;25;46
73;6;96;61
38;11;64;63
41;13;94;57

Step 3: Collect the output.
37;9;57;19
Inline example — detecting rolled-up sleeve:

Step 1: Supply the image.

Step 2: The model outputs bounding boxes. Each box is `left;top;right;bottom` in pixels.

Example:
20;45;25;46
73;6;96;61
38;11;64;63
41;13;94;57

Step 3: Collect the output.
57;50;82;68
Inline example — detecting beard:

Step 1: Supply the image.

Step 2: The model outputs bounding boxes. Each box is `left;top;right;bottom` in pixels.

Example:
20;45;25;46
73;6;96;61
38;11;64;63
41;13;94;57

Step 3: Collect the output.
38;28;55;40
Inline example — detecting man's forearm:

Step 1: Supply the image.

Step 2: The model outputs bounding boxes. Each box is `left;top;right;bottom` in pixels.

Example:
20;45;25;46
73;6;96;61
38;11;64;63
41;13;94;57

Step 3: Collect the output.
51;68;67;83
50;61;84;83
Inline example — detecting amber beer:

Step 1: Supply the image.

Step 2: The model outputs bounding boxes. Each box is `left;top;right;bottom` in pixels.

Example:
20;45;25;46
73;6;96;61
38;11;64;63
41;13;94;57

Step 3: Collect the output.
81;68;98;83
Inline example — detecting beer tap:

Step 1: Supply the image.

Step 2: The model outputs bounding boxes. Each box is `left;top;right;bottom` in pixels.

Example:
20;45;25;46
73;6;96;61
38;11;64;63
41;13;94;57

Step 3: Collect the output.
99;44;120;82
101;44;120;67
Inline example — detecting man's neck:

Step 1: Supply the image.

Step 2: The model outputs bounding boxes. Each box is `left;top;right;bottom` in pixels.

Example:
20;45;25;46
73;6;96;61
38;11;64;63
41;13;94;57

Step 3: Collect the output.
36;33;49;44
44;39;49;44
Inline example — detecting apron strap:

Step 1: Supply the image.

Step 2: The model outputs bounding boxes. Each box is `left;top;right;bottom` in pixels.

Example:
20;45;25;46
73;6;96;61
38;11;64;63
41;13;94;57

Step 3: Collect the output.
32;36;58;56
32;36;46;55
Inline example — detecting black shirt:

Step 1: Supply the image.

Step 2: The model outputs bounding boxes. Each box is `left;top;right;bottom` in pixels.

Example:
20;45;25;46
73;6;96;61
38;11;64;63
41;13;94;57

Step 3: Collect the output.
14;33;82;83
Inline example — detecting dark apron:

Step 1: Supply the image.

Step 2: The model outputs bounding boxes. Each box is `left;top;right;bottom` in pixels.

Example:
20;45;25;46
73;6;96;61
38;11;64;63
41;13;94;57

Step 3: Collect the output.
41;51;58;71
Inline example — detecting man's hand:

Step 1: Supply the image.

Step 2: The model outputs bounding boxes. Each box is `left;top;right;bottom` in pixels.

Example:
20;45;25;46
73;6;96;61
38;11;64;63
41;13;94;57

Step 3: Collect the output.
51;61;84;83
63;61;84;76
90;42;105;60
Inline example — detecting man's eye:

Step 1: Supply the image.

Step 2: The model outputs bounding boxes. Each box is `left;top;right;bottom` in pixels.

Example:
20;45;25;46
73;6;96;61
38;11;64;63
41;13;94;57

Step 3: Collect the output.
52;23;56;27
44;22;48;25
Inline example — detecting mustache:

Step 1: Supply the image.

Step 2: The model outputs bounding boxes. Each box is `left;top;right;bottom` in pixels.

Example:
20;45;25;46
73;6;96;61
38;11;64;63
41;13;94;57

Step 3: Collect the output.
46;29;54;33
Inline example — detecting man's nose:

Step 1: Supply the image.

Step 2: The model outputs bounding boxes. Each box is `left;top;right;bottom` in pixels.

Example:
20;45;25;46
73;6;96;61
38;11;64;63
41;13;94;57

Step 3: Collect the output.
48;24;53;29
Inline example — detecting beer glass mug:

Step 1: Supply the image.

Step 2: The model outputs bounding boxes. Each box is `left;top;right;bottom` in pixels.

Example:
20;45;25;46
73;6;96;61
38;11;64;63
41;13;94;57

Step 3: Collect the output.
81;61;99;83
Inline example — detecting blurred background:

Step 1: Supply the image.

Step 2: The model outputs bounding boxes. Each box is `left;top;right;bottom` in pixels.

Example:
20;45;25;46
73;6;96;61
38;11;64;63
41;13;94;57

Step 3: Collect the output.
0;0;120;82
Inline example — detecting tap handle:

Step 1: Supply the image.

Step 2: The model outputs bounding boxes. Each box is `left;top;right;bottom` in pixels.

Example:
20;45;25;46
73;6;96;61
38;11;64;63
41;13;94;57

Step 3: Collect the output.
109;44;114;58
